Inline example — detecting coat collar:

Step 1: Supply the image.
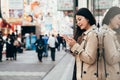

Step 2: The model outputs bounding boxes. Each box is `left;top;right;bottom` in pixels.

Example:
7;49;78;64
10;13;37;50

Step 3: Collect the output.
102;24;116;35
84;25;96;35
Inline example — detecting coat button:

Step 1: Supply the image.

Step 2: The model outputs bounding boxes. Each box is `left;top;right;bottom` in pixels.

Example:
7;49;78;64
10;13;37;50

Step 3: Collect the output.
83;71;86;74
94;73;98;77
106;73;109;76
94;73;97;75
117;72;120;74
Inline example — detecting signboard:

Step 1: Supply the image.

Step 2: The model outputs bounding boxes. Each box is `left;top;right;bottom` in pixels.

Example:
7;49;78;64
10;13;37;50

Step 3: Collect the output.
57;0;73;11
78;0;87;8
9;0;23;9
8;0;23;18
95;0;113;9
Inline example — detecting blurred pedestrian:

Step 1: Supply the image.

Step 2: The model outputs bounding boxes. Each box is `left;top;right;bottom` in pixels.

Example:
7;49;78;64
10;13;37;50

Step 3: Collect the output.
48;34;58;61
34;35;45;62
56;34;62;51
6;34;15;60
0;31;4;62
13;37;20;60
61;38;66;50
42;34;49;57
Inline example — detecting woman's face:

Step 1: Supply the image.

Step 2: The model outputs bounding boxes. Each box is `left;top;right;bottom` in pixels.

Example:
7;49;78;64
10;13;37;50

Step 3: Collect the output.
76;15;90;30
110;14;120;29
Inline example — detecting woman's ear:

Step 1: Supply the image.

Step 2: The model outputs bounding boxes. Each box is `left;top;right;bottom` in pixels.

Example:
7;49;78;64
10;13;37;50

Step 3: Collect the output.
87;19;89;23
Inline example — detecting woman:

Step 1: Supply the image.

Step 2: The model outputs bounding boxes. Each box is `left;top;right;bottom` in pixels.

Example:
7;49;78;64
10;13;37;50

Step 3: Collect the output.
63;8;98;80
101;6;120;80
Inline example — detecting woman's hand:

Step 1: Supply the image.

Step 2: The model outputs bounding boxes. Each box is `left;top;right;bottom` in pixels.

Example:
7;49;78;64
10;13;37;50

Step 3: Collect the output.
62;35;76;48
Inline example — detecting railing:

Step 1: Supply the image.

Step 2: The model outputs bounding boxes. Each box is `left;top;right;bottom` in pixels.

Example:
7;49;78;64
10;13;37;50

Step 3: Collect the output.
42;53;75;80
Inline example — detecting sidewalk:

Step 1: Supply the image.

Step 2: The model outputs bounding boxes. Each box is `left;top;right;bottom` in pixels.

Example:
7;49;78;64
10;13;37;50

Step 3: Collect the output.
0;49;68;80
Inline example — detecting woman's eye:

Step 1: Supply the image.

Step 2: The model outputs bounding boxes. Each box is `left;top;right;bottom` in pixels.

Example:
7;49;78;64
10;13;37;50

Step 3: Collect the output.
76;18;81;23
78;18;81;21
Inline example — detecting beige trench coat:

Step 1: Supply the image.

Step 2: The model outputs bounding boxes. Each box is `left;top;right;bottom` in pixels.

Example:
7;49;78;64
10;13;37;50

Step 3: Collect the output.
100;24;120;80
71;26;98;80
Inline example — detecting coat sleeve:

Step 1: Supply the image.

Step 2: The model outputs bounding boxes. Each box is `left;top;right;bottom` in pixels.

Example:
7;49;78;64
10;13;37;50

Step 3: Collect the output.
71;32;98;64
104;33;120;65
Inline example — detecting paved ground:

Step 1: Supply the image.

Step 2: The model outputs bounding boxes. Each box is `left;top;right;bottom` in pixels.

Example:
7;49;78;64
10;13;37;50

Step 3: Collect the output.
0;49;67;80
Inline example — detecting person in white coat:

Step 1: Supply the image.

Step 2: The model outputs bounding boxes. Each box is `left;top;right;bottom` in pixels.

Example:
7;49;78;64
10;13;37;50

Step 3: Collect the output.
48;34;58;61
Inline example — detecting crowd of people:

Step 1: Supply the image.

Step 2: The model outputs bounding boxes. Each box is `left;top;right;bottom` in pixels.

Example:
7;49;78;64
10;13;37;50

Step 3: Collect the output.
0;32;67;63
0;31;21;62
34;34;67;62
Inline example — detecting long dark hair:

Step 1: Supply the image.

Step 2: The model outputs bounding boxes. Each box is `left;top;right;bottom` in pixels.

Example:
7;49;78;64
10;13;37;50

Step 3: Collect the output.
102;6;120;25
74;8;96;41
74;27;85;41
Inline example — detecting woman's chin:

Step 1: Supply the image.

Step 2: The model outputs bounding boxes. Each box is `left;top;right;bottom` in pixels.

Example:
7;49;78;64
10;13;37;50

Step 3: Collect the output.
80;27;84;30
114;25;119;29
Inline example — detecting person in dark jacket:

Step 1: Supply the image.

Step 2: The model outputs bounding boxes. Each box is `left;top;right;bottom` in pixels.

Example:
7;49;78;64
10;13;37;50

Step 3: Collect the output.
56;34;62;51
0;31;4;62
34;35;45;62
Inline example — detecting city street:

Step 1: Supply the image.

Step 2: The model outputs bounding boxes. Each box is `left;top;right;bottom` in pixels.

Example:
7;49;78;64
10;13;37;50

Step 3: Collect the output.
0;49;67;80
